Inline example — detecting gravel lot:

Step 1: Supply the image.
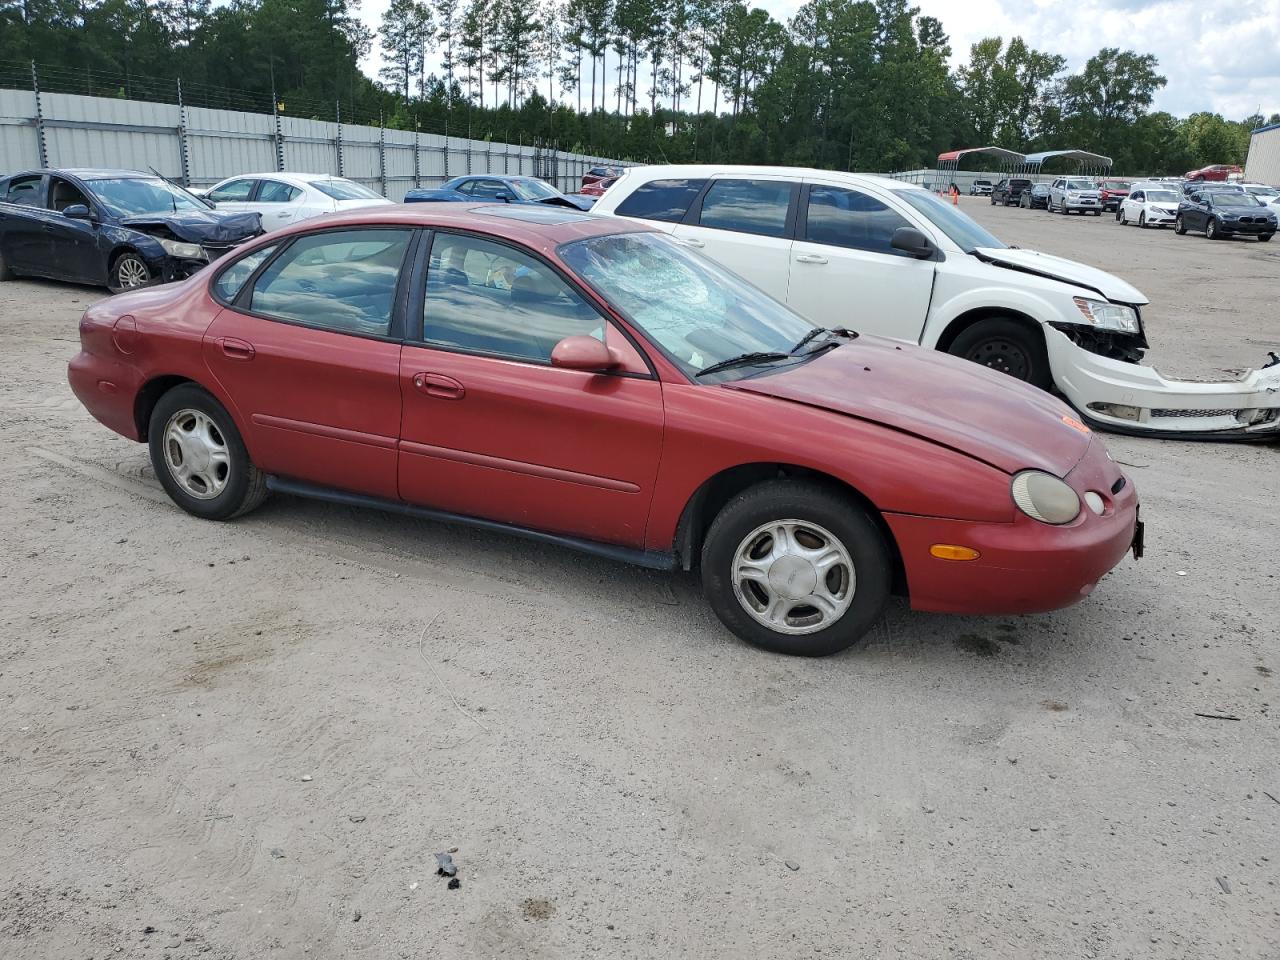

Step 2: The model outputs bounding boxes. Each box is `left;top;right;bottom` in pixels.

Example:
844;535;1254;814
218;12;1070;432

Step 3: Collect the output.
2;198;1277;960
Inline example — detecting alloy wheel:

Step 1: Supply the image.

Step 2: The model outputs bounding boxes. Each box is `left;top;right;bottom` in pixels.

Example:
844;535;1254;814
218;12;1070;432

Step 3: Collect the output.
731;520;855;636
115;256;149;289
162;409;231;500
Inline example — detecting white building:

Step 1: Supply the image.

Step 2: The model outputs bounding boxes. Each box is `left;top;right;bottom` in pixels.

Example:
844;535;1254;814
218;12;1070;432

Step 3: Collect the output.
1244;122;1280;186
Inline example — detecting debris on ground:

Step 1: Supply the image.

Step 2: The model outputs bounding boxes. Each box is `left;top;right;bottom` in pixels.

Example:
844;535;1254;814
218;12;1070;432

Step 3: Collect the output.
300;775;313;782
348;815;366;823
270;848;285;859
1194;712;1241;721
784;860;800;871
435;852;457;877
448;877;460;890
1215;876;1231;894
353;909;361;922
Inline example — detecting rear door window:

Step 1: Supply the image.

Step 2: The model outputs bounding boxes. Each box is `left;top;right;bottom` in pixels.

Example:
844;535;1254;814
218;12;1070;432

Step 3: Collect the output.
4;174;45;206
248;228;413;337
803;186;914;255
695;179;794;237
258;181;302;203
614;178;707;223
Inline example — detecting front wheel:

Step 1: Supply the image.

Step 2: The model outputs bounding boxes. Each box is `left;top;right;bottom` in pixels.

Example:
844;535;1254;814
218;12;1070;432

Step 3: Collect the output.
148;384;268;521
1206;218;1221;240
701;481;891;657
109;251;152;294
1138;212;1147;228
1260;233;1274;243
948;317;1052;390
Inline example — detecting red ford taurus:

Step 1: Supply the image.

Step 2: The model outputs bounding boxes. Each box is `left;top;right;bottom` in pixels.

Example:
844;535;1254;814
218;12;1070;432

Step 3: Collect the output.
68;204;1142;656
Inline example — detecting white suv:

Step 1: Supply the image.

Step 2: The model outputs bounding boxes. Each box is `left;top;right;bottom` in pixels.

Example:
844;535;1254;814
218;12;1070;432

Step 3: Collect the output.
590;165;1280;438
1049;177;1102;215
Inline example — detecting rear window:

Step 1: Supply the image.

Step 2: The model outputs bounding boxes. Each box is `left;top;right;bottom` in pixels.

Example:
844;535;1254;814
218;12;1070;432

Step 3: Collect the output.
615;178;706;223
311;179;382;201
1011;179;1031;188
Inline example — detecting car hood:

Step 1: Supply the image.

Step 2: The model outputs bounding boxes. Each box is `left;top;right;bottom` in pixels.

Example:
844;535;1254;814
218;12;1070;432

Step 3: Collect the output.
120;210;263;243
973;247;1148;305
726;338;1093;477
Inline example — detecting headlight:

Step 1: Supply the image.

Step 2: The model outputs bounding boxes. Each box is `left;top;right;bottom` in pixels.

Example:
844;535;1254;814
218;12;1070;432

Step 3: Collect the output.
156;237;207;260
1072;297;1140;334
1011;470;1081;525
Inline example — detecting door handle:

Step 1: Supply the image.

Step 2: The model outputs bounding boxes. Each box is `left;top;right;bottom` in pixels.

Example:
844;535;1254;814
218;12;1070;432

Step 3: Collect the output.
413;372;465;400
680;237;705;248
218;337;255;361
795;253;828;264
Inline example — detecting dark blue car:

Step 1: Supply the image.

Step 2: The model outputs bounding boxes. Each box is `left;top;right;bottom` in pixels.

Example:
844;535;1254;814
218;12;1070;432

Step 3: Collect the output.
404;175;595;211
0;168;263;292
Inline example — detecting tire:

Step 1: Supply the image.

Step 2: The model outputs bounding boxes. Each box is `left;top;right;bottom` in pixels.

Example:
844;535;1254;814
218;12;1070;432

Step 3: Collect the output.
1091;210;1101;216
148;383;268;521
1119;208;1127;224
0;247;14;281
1138;212;1147;228
1206;218;1221;240
1174;215;1186;235
948;317;1052;390
109;250;152;294
1260;233;1273;243
700;480;891;657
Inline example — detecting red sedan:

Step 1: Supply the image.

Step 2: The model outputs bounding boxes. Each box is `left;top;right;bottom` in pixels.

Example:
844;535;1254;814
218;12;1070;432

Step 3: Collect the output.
68;205;1141;656
1185;164;1242;182
579;176;618;198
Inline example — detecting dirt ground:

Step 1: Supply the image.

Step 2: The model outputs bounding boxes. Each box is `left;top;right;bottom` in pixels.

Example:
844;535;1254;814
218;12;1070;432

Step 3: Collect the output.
1;198;1278;960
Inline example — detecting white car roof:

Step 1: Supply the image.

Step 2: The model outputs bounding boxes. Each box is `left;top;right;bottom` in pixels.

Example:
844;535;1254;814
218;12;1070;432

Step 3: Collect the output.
614;164;927;193
210;172;355;187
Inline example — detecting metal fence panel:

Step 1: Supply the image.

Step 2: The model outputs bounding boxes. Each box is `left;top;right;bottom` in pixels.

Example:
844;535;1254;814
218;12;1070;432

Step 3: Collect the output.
185;105;276;185
0;85;630;198
0;89;40;170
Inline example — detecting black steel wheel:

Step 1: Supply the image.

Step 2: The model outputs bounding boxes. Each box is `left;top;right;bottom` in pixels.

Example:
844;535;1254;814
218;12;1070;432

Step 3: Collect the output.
948;317;1052;390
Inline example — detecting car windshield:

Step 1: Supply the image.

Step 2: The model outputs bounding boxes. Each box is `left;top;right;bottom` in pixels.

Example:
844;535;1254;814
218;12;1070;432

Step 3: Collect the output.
311;179;382;200
1245;185;1278;197
509;178;560;201
894;188;1005;252
90;177;208;216
559;232;816;381
1146;190;1179;202
1066;180;1094;191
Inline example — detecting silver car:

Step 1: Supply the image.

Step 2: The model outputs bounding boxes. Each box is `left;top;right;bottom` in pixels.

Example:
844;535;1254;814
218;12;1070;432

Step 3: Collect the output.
1049;177;1102;216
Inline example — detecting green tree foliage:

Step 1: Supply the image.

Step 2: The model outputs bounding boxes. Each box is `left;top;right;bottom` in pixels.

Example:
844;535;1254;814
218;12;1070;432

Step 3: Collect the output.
0;0;1269;171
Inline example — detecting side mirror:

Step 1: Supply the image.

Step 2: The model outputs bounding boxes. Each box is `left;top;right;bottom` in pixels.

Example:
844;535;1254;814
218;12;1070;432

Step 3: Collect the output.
890;226;936;259
551;335;620;372
63;204;93;221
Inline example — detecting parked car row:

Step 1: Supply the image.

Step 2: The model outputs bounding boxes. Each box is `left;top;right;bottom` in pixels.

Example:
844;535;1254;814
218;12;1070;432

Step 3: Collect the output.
10;157;1280;654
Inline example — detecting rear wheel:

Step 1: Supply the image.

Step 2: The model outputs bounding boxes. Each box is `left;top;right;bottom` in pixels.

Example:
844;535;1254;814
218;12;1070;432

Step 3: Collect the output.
1174;215;1187;235
148;384;268;521
948;317;1052;390
701;481;891;657
109;251;151;294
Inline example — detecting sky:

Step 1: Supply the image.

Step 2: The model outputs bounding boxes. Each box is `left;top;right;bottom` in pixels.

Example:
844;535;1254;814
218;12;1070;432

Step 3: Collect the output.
355;0;1280;120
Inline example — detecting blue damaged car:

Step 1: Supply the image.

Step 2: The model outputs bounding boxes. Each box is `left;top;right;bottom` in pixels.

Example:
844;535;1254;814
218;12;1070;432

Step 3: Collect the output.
0;168;263;293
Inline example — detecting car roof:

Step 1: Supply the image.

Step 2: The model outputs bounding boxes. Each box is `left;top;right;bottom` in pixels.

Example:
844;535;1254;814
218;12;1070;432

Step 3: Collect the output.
212;172;354;185
9;168;152;181
614;164;927;192
261;203;655;255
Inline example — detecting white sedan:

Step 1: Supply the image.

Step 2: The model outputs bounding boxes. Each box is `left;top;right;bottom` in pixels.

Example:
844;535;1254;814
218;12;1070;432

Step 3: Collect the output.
197;173;392;230
1117;184;1182;228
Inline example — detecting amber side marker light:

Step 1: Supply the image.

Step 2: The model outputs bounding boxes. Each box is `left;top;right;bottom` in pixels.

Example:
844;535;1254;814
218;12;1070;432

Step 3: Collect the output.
930;544;981;561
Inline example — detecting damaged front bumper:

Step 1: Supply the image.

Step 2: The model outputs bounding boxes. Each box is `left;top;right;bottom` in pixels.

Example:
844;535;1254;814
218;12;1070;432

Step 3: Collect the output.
1044;325;1280;439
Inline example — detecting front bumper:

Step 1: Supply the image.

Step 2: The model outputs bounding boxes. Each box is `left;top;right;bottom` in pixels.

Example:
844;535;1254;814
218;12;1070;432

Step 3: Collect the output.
1044;326;1280;438
886;439;1138;614
1218;219;1277;235
1064;197;1101;211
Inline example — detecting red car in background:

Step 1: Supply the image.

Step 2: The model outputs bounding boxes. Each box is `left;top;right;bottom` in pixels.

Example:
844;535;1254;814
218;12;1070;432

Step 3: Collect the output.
1097;178;1131;212
579;175;618;198
580;165;622;190
67;205;1140;657
1185;164;1243;182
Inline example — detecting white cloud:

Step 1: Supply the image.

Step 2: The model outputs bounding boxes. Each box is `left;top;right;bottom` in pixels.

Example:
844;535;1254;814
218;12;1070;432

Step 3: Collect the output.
355;0;1280;119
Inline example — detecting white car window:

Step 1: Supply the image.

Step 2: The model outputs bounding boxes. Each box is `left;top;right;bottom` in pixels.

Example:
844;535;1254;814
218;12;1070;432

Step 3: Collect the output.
209;179;256;203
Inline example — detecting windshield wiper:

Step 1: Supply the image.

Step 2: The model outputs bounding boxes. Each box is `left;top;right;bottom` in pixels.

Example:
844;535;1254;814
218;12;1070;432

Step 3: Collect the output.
694;352;791;378
789;326;858;354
